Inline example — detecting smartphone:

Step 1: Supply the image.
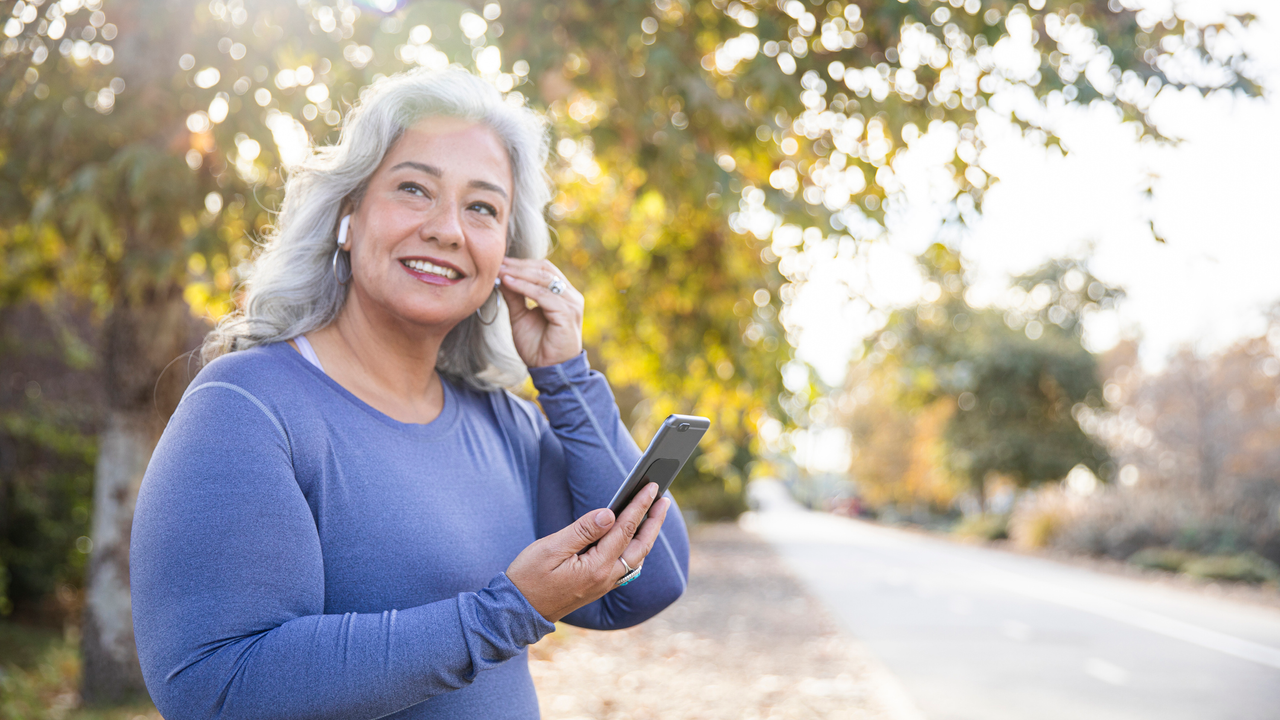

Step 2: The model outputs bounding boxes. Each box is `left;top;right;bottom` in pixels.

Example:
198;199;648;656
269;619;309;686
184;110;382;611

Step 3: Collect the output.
606;414;710;516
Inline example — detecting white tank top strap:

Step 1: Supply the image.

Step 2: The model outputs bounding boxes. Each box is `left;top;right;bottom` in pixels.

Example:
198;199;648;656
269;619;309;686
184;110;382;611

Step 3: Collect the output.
293;334;326;374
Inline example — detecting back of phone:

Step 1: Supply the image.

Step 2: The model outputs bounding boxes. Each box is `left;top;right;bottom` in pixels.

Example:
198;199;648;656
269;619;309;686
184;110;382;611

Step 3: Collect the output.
607;414;710;515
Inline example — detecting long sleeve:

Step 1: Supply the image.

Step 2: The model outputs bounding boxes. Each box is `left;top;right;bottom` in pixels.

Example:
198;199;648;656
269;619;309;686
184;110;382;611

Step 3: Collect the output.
129;383;555;720
524;352;690;629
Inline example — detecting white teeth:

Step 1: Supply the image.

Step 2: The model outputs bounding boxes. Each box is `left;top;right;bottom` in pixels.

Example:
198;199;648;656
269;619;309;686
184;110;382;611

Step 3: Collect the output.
402;259;459;279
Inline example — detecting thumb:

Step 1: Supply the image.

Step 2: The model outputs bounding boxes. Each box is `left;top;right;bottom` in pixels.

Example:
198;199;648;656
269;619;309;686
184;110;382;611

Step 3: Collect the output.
557;508;615;556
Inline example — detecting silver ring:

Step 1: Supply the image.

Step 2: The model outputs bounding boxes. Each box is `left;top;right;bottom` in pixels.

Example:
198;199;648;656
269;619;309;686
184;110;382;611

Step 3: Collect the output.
615;557;642;587
548;278;566;295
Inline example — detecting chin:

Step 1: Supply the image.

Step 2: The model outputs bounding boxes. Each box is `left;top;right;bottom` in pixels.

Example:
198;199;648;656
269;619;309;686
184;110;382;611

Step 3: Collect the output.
393;303;477;331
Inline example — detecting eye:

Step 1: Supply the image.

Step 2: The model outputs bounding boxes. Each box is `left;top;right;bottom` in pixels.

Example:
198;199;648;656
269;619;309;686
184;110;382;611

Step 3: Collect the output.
470;201;499;218
399;182;429;197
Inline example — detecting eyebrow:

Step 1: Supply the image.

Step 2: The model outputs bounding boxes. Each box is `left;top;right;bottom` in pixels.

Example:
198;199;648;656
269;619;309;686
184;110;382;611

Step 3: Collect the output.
390;161;509;199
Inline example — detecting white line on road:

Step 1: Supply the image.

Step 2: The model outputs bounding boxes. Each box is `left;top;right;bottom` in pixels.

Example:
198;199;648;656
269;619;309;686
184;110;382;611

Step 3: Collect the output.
977;563;1280;671
743;504;1280;672
1002;619;1032;642
1084;657;1131;686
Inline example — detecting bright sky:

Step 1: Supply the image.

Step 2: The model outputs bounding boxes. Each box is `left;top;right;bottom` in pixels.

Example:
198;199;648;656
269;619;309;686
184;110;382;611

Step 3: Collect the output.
789;0;1280;391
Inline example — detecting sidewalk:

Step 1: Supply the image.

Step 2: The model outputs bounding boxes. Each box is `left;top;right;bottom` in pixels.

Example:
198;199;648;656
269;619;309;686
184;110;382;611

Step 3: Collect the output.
528;522;920;720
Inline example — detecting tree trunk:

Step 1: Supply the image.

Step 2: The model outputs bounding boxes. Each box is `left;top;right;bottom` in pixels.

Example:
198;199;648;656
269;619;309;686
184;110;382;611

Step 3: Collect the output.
80;409;159;704
80;282;198;705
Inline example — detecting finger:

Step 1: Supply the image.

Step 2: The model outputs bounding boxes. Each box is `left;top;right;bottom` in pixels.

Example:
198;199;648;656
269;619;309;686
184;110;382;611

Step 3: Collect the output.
550;507;616;558
499;260;578;297
618;496;671;575
499;273;581;316
501;256;567;279
497;280;539;319
500;256;561;276
591;482;660;567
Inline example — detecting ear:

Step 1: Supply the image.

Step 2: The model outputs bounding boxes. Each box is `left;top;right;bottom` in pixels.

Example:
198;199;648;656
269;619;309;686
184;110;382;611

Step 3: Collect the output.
339;192;360;220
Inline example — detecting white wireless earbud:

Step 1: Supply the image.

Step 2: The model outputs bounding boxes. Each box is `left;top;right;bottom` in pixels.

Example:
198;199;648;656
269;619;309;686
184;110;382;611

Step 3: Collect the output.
337;215;351;249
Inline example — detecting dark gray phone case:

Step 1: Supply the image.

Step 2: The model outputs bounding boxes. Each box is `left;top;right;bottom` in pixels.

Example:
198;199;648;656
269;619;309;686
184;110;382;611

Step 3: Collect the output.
605;414;710;516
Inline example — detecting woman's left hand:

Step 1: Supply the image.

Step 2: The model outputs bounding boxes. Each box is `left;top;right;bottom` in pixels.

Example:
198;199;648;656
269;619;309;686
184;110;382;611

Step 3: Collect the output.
498;258;584;368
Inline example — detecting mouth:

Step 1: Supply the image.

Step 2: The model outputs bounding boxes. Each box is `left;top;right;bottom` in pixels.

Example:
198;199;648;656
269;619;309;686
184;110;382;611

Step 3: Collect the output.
399;257;464;281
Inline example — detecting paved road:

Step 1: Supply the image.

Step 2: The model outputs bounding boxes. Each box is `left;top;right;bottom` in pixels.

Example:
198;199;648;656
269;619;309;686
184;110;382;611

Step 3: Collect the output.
743;481;1280;720
531;523;915;720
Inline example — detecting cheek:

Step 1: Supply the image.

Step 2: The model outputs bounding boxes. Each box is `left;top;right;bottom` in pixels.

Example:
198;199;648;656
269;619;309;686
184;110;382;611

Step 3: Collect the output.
348;236;398;291
473;225;509;270
365;211;415;245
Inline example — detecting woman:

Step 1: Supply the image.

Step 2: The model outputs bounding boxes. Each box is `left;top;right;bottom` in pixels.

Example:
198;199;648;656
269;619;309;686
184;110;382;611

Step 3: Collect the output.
129;67;689;720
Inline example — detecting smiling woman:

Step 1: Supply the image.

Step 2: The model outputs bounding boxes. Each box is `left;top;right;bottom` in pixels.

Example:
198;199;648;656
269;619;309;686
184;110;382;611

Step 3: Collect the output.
201;69;550;388
129;67;690;720
317;115;519;423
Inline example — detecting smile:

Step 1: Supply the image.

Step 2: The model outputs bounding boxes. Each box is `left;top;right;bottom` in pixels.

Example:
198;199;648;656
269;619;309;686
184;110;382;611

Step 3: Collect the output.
400;258;461;280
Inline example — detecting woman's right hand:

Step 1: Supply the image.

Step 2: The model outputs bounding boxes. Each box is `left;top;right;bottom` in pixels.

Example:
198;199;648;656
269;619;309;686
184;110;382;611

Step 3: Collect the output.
506;482;671;622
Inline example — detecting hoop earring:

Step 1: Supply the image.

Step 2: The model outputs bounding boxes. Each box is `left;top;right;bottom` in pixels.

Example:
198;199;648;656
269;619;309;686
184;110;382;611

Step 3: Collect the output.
476;287;500;325
332;248;351;285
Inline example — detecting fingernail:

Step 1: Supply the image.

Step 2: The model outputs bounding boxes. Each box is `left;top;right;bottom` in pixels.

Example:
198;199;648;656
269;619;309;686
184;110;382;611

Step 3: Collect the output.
595;509;614;527
648;483;659;500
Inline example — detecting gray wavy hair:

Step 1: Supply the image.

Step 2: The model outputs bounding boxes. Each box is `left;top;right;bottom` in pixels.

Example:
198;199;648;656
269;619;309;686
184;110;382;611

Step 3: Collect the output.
201;66;552;390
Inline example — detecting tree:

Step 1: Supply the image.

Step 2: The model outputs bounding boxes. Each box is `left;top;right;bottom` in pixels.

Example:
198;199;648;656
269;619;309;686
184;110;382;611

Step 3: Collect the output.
0;0;1260;703
1078;309;1280;552
1055;314;1280;563
845;246;1120;507
844;357;962;510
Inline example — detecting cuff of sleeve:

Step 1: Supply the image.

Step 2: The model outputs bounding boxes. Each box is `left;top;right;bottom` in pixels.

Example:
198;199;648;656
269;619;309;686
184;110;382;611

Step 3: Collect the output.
455;573;558;681
527;350;592;394
498;572;558;640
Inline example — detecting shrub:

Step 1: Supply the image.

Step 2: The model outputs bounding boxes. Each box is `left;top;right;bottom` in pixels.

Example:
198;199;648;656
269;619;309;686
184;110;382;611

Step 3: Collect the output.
0;561;10;617
952;513;1009;541
667;445;752;523
0;621;158;719
1009;487;1078;549
1182;552;1280;584
0;409;96;620
1022;512;1065;548
671;480;747;523
1128;547;1196;573
1048;486;1189;559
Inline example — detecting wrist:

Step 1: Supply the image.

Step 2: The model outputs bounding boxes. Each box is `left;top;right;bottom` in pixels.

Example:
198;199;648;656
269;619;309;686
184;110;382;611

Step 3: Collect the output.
530;349;581;369
493;572;559;637
527;351;591;392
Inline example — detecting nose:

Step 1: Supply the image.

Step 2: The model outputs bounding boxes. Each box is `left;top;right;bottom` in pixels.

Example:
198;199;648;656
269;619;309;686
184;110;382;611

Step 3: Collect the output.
420;200;465;248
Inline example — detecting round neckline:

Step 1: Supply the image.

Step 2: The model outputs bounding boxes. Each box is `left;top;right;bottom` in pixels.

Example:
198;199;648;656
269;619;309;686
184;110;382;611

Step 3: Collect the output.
272;340;461;440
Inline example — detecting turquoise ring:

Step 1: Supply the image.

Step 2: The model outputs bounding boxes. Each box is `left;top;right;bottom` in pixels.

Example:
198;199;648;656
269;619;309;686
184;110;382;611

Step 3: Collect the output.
616;558;642;587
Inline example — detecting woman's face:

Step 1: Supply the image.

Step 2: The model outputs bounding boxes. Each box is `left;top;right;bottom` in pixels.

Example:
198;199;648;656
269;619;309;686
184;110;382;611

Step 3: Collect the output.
345;116;512;335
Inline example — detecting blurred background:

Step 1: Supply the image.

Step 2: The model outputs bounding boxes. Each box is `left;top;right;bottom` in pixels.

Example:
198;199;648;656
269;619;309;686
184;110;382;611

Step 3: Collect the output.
0;0;1276;717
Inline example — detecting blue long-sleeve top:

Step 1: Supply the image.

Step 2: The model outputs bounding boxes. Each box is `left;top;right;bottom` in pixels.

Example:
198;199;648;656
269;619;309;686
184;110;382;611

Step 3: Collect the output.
129;341;689;720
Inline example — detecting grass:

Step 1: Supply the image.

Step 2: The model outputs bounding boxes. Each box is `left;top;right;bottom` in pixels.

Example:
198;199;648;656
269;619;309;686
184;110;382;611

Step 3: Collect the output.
0;621;160;720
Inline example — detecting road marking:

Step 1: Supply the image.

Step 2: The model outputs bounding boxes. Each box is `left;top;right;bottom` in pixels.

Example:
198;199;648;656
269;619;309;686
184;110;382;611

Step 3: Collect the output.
1002;620;1032;642
1085;657;1130;686
743;507;1280;671
979;564;1280;671
949;596;973;615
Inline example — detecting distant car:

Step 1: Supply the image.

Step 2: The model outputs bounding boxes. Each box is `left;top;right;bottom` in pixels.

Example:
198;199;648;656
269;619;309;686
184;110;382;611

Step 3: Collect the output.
829;496;864;518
